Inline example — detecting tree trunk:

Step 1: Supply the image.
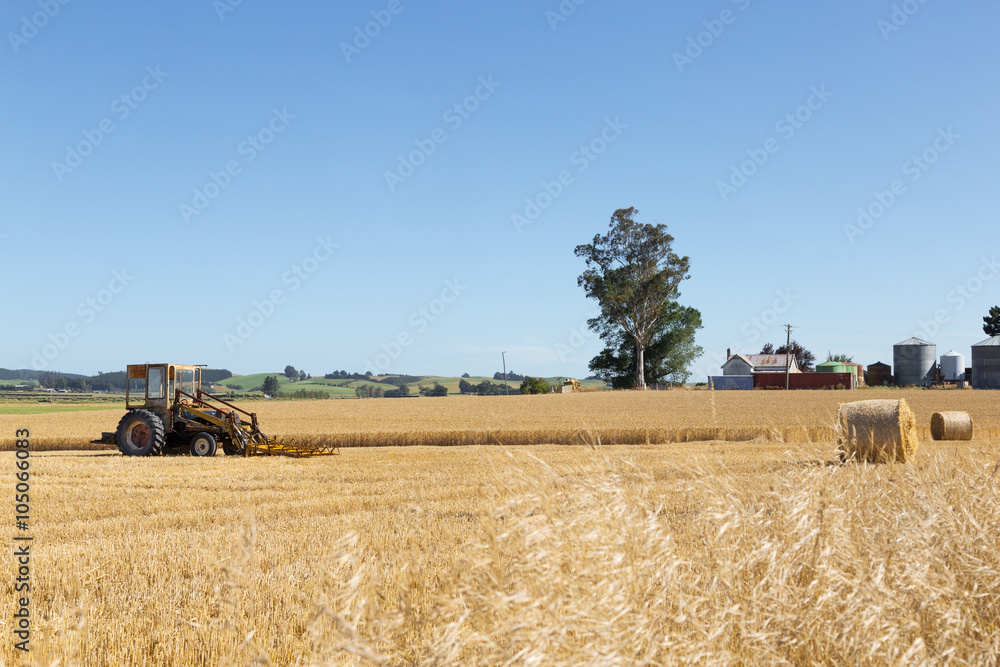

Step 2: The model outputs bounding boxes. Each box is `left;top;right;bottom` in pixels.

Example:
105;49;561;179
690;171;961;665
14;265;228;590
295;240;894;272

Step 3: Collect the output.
635;341;645;390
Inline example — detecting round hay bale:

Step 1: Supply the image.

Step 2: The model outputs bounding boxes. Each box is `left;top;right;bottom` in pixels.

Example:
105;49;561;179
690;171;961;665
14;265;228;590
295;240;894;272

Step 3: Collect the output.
930;411;973;441
836;398;918;463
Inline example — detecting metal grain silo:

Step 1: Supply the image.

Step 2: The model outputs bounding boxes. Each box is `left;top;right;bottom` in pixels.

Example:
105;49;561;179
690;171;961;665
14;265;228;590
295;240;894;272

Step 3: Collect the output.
971;336;1000;389
940;350;965;382
893;337;936;386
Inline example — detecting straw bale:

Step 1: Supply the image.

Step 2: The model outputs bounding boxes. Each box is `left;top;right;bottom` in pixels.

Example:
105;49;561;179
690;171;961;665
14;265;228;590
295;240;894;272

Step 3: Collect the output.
836;398;918;463
930;411;973;441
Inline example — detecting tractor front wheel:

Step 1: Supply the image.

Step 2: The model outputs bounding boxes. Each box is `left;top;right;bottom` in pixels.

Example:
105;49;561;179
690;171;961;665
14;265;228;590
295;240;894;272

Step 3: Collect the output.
189;432;218;457
115;410;166;457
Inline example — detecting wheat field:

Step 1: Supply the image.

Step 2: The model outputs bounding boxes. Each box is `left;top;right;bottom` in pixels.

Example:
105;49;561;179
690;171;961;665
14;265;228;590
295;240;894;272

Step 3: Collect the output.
4;389;999;451
1;391;999;665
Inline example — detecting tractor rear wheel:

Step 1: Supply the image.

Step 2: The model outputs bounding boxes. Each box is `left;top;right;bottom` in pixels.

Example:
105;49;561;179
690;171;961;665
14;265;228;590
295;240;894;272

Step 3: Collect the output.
189;432;218;457
115;410;166;457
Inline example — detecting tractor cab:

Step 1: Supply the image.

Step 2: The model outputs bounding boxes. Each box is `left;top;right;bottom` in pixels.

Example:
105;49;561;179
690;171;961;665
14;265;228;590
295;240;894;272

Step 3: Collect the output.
126;364;203;432
126;364;202;409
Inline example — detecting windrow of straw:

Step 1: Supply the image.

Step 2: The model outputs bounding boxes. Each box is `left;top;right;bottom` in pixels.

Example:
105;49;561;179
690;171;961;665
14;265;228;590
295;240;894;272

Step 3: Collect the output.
930;411;974;441
9;423;1000;452
836;398;918;463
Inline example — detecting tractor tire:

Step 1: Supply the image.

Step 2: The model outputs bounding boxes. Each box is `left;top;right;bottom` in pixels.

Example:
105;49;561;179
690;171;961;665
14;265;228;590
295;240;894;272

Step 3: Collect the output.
189;432;218;457
115;410;166;457
222;438;245;456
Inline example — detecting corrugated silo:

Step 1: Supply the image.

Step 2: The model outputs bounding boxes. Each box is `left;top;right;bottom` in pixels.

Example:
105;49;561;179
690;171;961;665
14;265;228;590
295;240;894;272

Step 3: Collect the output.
816;361;850;374
893;337;936;386
940;350;965;381
971;336;1000;389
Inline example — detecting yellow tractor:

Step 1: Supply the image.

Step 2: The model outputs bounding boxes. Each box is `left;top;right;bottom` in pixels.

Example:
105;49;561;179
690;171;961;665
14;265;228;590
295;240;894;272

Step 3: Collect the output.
94;364;338;458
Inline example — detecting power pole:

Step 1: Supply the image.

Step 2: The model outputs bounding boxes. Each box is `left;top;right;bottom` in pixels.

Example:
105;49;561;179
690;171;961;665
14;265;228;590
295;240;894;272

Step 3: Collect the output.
784;323;793;391
501;351;509;395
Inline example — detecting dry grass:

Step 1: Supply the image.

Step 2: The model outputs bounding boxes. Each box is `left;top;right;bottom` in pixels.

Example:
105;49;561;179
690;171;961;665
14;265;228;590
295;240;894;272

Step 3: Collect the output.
3;392;1000;664
1;441;999;665
4;390;1000;451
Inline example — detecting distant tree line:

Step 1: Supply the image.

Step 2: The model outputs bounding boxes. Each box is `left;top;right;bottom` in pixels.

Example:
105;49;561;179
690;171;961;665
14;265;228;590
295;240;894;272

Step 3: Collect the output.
275;389;329;400
283;366;311;382
520;377;551;394
419;382;448;397
493;371;526;382
326;370;373;380
460;379;509;396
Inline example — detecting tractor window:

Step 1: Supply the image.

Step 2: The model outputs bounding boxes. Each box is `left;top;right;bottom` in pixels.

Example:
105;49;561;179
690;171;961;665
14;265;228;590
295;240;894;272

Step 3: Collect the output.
128;377;146;401
148;367;165;399
179;369;195;396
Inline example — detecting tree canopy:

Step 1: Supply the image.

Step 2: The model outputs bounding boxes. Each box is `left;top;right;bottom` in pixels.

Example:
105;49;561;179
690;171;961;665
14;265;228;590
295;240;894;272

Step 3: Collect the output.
761;341;816;372
589;299;703;388
984;306;1000;337
575;208;695;389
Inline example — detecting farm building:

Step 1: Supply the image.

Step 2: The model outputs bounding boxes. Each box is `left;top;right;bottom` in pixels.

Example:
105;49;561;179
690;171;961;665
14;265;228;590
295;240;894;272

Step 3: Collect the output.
866;361;892;386
754;372;855;390
971;336;1000;389
893;337;936;386
721;351;800;376
818;361;865;386
845;361;865;386
816;361;850;374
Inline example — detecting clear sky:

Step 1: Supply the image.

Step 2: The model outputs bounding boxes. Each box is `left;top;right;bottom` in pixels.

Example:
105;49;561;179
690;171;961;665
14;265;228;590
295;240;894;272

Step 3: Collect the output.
2;1;997;379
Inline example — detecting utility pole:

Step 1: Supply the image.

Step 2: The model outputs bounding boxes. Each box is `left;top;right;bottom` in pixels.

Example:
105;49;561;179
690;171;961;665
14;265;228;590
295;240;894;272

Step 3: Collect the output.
784;323;793;391
501;351;509;395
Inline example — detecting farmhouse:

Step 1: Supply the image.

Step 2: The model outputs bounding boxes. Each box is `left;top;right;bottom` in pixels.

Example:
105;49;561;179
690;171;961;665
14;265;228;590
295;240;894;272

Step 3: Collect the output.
721;350;800;376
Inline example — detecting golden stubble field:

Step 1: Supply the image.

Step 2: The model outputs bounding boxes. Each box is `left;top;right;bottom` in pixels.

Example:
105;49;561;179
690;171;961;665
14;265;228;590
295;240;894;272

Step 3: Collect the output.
1;390;999;665
4;389;1000;451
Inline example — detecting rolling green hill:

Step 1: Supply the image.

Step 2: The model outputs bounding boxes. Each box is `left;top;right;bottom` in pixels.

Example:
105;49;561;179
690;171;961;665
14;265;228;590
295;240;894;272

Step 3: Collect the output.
215;373;608;397
218;373;399;397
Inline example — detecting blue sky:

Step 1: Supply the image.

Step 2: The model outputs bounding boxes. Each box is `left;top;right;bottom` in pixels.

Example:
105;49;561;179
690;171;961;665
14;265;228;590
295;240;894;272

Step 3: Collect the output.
2;1;997;379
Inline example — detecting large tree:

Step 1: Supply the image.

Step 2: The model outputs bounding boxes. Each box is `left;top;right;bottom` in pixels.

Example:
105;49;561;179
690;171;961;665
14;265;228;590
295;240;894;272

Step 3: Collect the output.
984;306;1000;337
760;340;816;372
589;299;703;388
575;208;693;389
261;375;281;395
